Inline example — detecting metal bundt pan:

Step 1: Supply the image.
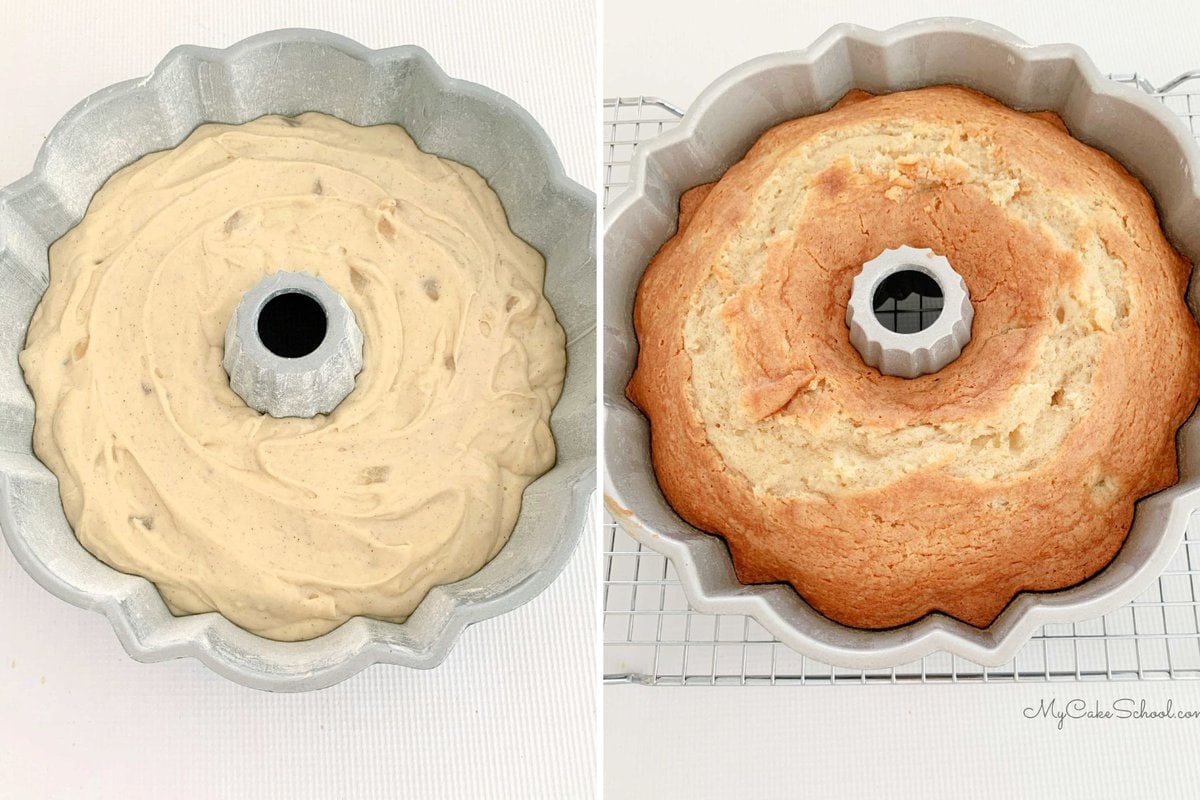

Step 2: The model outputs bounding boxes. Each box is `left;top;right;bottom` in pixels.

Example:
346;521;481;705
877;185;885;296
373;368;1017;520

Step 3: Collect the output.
0;29;595;691
604;18;1200;669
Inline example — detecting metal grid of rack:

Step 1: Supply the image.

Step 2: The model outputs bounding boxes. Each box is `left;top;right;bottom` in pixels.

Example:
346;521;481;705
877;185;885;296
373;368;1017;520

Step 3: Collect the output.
602;75;1200;685
871;273;945;333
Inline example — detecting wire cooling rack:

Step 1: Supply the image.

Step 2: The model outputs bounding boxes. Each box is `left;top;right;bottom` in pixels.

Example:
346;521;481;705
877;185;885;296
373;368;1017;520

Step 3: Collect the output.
603;76;1200;685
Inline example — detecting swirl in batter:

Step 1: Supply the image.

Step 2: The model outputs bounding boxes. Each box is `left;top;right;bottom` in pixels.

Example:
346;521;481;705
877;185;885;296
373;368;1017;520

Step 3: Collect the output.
20;113;565;641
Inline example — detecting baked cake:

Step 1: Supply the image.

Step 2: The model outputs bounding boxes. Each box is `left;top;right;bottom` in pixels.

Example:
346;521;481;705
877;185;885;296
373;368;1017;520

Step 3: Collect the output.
627;86;1200;629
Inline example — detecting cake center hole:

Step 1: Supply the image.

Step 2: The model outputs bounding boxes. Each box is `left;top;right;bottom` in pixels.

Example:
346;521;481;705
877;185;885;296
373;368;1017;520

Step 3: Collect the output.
257;291;328;358
872;268;944;334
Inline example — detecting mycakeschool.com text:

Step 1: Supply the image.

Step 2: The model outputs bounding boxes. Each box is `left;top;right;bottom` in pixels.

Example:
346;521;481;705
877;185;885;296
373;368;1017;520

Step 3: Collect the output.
1023;698;1200;730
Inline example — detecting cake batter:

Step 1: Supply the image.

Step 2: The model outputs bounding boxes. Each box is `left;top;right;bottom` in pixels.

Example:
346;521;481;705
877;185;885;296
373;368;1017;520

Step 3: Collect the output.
20;113;565;641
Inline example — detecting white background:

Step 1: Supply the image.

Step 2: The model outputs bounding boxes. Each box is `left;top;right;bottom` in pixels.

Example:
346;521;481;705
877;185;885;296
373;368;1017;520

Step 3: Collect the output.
605;1;1200;799
0;2;596;799
605;0;1200;104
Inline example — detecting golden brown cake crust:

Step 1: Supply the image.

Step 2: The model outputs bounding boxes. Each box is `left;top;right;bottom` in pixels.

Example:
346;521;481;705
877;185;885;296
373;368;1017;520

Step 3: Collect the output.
626;86;1200;629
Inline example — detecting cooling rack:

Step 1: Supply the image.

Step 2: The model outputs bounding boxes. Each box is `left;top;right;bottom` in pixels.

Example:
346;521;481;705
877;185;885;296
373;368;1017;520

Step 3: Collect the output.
602;75;1200;685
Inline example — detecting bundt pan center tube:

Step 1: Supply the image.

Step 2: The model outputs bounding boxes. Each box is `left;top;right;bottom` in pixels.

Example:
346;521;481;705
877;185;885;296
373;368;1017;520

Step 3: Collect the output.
603;18;1200;669
224;271;365;418
847;245;974;379
0;30;596;691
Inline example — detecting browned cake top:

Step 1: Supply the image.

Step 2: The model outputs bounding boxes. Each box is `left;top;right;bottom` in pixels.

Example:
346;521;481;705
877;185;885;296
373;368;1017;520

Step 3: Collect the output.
627;86;1200;629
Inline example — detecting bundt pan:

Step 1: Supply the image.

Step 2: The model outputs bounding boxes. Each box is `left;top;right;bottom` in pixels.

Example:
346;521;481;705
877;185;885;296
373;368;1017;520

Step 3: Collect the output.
0;30;595;690
604;18;1200;669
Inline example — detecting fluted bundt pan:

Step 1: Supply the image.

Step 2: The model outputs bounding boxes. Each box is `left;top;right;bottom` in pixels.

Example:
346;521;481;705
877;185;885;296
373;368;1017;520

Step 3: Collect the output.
0;29;595;690
604;18;1200;668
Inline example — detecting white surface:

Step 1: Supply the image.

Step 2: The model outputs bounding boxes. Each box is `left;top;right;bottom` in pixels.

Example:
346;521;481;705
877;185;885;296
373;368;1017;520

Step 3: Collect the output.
606;683;1200;800
605;2;1200;798
605;0;1200;103
0;2;596;798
